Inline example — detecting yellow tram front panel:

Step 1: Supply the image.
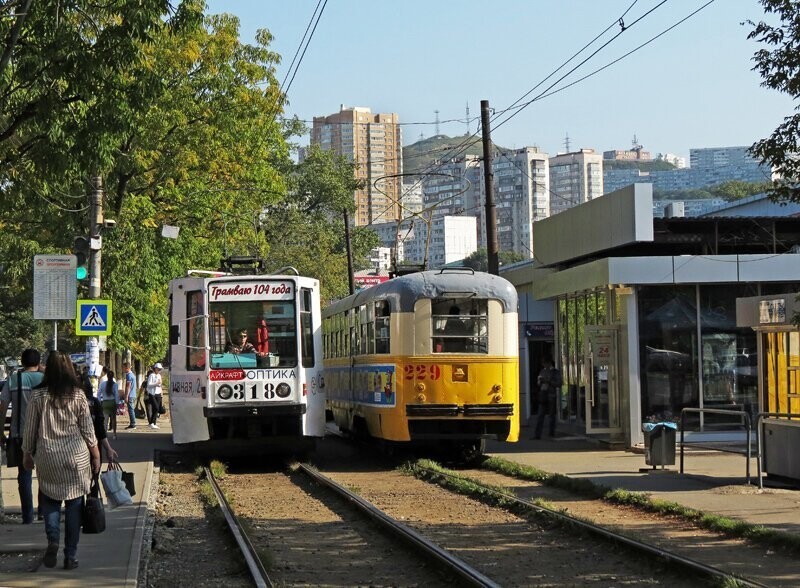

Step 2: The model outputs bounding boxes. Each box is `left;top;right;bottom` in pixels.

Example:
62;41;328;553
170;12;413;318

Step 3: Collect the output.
385;355;519;442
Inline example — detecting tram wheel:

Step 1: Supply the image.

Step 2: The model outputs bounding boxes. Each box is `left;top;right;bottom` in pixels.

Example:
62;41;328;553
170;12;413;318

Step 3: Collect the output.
457;439;486;465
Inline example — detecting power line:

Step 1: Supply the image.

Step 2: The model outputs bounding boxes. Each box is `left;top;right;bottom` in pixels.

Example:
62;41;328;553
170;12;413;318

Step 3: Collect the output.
491;0;671;134
278;0;324;95
281;0;328;99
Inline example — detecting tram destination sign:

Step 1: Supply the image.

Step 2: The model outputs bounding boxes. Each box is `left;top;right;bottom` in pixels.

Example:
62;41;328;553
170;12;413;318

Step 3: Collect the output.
33;254;77;320
209;280;294;302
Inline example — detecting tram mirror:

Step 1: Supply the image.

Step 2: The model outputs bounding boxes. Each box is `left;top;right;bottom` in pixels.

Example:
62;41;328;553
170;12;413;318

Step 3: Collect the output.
170;324;180;345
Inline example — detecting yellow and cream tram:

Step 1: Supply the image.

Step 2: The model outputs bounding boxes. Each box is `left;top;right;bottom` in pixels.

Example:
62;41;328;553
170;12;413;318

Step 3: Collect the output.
322;268;519;457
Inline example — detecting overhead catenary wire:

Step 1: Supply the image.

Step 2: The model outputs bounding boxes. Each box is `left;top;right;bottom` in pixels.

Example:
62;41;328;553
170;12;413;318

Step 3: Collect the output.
372;1;668;211
378;1;718;226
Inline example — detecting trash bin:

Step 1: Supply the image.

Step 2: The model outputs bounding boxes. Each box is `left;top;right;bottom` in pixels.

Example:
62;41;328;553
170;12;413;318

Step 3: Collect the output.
642;422;677;467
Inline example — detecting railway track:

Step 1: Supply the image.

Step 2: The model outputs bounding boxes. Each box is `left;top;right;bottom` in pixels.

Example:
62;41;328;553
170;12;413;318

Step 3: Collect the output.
205;464;498;587
167;443;776;587
411;463;768;588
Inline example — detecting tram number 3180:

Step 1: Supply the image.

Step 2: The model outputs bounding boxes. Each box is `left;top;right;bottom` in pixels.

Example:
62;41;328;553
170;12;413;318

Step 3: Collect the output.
224;382;292;400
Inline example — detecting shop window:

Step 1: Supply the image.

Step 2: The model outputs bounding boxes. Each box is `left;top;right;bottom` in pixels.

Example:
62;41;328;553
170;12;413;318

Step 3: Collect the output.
638;286;698;424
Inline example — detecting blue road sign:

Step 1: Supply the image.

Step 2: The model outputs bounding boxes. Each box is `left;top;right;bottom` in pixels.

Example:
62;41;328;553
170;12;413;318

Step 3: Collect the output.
75;300;112;336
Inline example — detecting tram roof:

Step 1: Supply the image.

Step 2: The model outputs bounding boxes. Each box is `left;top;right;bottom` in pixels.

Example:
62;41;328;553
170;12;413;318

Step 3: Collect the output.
323;269;518;316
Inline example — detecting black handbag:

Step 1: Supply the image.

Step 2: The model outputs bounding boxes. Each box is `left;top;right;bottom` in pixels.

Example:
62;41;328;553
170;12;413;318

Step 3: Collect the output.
5;437;22;468
83;474;106;534
5;372;24;468
120;465;136;497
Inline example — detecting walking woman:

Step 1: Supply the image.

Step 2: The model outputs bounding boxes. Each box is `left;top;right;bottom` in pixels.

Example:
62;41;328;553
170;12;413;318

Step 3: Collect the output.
22;351;100;570
98;369;120;438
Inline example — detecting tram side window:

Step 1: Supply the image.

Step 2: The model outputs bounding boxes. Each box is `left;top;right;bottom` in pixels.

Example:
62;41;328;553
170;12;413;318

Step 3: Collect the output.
375;300;391;354
301;288;315;367
362;304;373;355
187;291;205;370
431;298;488;354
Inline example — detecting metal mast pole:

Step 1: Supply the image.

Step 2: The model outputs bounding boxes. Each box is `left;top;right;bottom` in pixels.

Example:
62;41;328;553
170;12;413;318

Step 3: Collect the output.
481;100;499;275
89;176;103;299
343;209;355;295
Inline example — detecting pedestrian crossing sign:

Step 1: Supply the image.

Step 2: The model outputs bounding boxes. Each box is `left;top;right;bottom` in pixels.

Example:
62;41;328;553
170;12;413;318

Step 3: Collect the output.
75;300;112;336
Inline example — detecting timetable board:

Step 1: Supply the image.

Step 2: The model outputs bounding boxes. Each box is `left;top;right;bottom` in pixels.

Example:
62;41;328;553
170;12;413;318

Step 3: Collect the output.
33;254;77;320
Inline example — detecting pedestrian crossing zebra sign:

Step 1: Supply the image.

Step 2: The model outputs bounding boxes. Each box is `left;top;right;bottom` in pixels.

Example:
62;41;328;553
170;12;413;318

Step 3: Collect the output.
75;300;112;336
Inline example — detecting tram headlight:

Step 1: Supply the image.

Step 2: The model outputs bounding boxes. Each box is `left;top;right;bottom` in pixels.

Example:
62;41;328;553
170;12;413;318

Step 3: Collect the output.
275;382;291;398
218;384;233;400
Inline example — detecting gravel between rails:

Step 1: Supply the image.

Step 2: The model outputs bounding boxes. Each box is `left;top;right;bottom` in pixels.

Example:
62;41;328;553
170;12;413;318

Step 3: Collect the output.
310;440;700;587
461;466;800;587
146;467;251;588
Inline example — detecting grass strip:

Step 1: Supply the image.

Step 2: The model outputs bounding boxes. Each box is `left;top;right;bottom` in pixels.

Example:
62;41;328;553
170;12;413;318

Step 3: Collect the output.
409;459;752;588
482;455;800;554
406;459;608;533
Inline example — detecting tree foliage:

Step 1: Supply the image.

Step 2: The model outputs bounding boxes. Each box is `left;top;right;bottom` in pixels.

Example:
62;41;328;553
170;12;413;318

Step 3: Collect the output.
709;180;773;202
263;144;379;304
748;0;800;202
0;2;372;364
461;248;526;272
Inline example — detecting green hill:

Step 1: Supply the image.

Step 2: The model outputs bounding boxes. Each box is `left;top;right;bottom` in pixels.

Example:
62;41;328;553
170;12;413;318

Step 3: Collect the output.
402;134;509;175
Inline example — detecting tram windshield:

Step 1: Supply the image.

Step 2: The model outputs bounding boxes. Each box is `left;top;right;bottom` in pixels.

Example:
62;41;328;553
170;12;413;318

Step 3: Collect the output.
208;300;297;369
432;298;488;353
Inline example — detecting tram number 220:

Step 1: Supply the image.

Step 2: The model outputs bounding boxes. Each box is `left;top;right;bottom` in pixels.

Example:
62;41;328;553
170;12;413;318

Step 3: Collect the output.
404;364;441;380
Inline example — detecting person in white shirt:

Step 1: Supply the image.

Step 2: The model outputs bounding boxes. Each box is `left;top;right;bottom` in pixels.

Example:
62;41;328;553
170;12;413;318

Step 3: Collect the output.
146;363;164;430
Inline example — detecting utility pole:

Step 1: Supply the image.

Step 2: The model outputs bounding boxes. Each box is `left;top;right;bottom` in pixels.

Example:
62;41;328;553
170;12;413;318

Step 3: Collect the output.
89;176;104;299
481;100;499;275
343;209;355;295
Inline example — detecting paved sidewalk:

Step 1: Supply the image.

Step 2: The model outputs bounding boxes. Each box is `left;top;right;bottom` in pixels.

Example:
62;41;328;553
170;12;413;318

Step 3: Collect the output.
488;427;800;536
0;420;174;587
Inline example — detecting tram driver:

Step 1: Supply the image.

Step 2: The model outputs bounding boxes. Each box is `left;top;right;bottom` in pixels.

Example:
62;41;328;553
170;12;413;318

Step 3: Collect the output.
226;329;265;357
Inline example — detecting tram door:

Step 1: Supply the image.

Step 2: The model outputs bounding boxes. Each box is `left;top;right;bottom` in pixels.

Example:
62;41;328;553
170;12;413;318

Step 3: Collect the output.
584;327;621;434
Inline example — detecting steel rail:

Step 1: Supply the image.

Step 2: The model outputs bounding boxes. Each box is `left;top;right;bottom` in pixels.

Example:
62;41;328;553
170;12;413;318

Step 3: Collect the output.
204;467;273;588
297;463;500;588
415;465;767;588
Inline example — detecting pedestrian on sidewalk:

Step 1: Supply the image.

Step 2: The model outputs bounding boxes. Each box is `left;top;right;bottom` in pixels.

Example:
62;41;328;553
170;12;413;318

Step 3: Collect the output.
122;362;137;429
146;363;164;429
23;351;100;570
533;358;562;440
0;348;44;524
98;370;120;438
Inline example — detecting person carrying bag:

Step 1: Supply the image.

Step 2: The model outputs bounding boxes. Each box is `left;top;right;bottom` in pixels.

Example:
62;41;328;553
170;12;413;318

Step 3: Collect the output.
4;372;24;468
100;461;133;507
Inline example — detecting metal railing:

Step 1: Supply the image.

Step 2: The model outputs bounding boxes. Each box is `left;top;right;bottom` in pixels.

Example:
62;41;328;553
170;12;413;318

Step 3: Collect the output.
679;408;752;484
755;412;796;490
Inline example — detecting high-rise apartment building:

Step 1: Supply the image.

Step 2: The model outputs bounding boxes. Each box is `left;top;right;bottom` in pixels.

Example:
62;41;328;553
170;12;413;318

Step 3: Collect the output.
549;148;604;216
603;146;772;194
418;148;548;258
311;106;402;226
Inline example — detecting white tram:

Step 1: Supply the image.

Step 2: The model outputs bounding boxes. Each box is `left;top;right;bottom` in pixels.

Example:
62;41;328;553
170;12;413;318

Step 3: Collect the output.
167;261;325;453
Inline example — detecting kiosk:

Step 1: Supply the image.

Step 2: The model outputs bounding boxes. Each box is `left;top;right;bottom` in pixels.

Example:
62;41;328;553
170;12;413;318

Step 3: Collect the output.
736;295;800;482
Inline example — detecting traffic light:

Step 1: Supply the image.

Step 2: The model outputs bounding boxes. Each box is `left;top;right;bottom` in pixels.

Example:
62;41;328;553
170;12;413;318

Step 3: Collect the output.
73;236;90;280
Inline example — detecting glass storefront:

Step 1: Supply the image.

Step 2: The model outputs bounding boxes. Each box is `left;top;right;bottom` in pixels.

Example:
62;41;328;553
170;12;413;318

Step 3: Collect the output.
638;284;757;429
557;290;611;425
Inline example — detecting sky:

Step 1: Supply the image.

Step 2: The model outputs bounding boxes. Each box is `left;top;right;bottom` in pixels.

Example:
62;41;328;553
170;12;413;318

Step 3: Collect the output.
205;0;795;160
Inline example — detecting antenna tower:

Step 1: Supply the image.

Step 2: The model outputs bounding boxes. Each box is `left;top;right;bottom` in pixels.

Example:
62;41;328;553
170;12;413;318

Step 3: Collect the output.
465;103;470;135
564;133;571;152
434;110;440;136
